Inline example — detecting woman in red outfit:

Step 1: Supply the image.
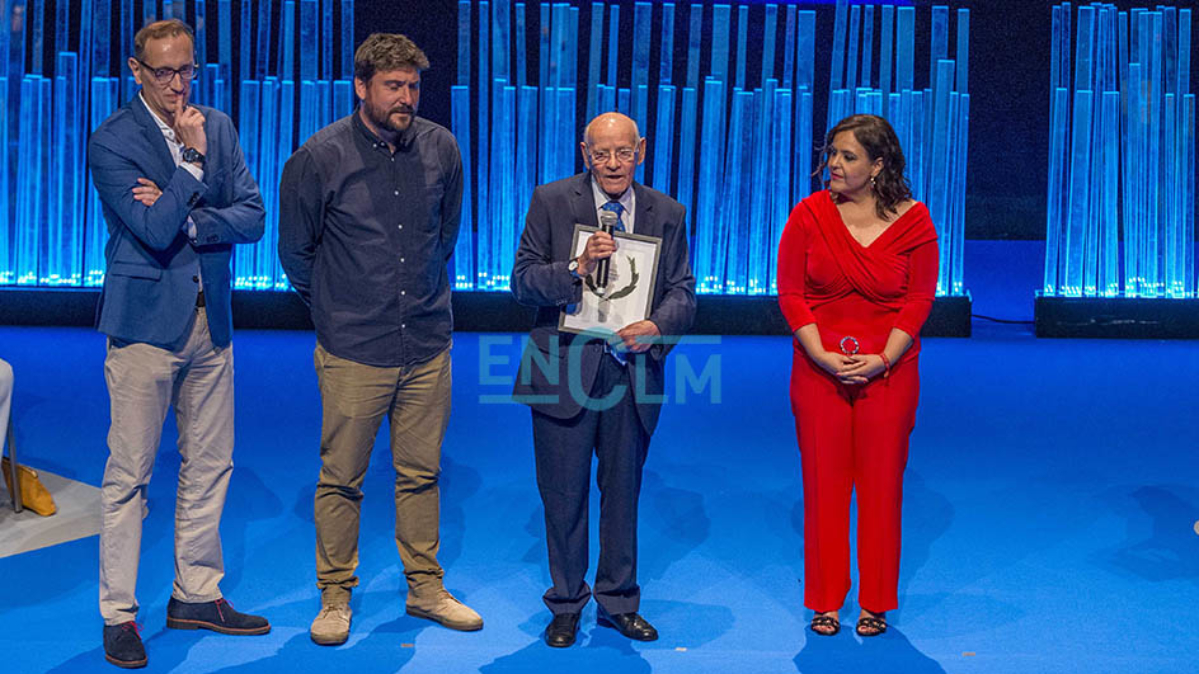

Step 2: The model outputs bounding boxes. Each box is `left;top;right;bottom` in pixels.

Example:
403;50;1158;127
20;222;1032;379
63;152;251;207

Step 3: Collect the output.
777;114;938;638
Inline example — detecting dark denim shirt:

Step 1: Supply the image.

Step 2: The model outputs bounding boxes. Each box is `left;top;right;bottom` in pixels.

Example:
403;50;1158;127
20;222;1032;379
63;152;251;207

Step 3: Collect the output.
278;112;463;368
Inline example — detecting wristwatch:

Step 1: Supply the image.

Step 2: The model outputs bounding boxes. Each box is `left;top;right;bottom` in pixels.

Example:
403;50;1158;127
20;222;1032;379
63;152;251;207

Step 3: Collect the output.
181;147;206;166
567;257;583;279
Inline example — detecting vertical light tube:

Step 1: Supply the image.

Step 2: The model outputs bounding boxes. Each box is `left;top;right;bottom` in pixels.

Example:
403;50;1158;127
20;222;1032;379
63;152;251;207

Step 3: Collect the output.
1063;90;1093;298
257;78;279;289
723;89;752;295
499;85;516;289
62;53;83;284
695;78;724;294
861;5;874;89
235;79;260;287
676;85;698;231
1045;87;1068;296
797;10;815;91
475;0;489;286
734;5;747;89
762;4;777;87
931;59;954;294
517;84;537;245
15;76;43;284
956;9;970;95
488;79;503;289
930;5;948;87
84;78;116;286
452;85;472;290
516;2;528;88
829;0;847;95
660;4;674;87
1185;95;1195;296
748;82;775;295
687;3;701;89
881;5;893;112
1100;91;1119;297
276;78;297;287
631;2;651;133
257;0;274;80
952;93;968;296
845;5;859;93
712;5;730;82
586;2;601;121
1145;11;1161;297
455;1;470;88
321;0;333;82
897;6;914;92
653;85;676;195
770;87;793;294
783;5;796;90
556;87;575;182
238;1;252;84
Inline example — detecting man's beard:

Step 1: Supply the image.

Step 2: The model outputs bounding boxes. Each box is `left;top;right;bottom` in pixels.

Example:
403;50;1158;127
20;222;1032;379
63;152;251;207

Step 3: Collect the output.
367;101;415;133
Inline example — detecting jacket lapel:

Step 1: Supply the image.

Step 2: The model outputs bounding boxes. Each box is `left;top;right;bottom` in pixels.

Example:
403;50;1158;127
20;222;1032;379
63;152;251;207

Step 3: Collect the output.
631;182;656;238
570;173;600;229
129;94;181;184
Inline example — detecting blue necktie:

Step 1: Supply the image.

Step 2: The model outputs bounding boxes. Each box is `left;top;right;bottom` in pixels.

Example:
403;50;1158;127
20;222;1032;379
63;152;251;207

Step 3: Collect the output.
601;201;626;231
600;201;628;365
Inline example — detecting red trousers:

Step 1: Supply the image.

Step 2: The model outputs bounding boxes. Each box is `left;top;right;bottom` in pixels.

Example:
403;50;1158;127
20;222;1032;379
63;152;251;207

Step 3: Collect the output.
791;350;919;613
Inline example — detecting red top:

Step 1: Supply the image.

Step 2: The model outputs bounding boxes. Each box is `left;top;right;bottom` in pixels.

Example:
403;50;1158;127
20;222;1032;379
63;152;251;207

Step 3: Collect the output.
777;190;939;364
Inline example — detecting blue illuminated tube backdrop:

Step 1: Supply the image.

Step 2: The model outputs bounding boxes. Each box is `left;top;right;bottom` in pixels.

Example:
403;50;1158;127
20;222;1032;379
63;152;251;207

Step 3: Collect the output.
0;0;969;299
1043;3;1195;299
454;0;970;297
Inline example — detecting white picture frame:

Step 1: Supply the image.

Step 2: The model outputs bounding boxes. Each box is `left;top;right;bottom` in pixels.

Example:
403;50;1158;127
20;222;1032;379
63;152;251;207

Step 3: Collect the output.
559;224;662;336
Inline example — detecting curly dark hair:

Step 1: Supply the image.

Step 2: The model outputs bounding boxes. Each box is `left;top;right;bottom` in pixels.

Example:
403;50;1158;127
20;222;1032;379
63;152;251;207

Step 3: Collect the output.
816;114;912;220
354;33;430;83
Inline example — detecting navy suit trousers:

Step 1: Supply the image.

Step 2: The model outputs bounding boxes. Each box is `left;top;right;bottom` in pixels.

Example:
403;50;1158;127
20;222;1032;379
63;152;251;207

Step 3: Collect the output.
532;355;651;616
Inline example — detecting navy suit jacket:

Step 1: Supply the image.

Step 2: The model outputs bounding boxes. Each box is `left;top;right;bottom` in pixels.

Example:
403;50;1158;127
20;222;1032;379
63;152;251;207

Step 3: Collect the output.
511;173;696;435
88;95;264;349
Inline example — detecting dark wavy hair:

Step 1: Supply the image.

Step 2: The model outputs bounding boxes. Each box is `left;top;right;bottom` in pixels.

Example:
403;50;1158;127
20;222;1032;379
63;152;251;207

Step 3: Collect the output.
354;33;430;83
816;114;912;220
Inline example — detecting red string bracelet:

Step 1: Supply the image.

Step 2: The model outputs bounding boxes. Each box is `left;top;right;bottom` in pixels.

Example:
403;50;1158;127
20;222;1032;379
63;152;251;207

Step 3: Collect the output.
879;352;891;378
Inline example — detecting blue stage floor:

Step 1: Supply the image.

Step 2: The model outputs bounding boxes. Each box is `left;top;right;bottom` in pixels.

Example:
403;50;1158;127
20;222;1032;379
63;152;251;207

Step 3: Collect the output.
1;316;1196;673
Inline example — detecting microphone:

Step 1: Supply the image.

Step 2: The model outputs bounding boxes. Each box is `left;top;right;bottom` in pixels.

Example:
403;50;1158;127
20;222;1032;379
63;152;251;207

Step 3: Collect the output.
597;210;618;292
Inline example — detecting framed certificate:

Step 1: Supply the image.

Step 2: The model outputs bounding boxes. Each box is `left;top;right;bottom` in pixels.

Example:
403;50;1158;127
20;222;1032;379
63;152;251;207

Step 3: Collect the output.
559;224;662;335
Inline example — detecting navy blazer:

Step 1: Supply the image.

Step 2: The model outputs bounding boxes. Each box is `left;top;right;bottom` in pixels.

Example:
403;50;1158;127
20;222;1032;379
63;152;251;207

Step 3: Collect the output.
511;173;697;435
88;96;264;349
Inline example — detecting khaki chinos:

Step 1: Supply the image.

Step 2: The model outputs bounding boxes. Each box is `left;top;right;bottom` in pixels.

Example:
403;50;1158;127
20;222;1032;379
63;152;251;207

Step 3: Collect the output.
100;309;234;625
313;343;452;605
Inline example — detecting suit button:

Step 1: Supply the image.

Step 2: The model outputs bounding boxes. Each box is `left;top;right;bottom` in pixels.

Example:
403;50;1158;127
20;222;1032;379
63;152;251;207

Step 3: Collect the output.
206;235;218;243
192;275;199;283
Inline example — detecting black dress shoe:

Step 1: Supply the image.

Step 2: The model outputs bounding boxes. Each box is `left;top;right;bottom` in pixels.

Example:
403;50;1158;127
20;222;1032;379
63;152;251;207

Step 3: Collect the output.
597;608;658;641
103;622;147;669
544;612;580;648
166;597;271;635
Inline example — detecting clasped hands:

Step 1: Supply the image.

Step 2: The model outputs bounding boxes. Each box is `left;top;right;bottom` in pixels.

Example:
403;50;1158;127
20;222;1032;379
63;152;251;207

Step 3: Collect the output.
813;351;887;385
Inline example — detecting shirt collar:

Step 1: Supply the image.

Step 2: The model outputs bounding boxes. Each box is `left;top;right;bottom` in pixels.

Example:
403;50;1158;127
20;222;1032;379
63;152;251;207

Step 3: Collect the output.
139;93;178;142
352;107;416;152
590;175;635;217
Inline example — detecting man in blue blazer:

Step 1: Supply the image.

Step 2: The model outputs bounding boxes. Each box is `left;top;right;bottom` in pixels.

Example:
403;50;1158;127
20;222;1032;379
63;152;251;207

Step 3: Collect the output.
511;112;696;647
88;19;268;669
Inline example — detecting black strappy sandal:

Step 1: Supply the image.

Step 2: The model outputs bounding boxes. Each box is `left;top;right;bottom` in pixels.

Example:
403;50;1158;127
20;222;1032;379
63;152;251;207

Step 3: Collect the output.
855;613;887;637
810;614;841;636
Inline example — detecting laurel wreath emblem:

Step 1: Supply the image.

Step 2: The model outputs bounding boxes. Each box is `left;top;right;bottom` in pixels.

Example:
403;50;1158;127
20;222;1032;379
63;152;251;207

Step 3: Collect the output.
585;256;639;301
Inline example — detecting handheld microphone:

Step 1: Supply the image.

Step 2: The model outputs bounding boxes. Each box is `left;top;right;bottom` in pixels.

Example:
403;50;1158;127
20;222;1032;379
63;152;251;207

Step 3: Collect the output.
597;210;618;291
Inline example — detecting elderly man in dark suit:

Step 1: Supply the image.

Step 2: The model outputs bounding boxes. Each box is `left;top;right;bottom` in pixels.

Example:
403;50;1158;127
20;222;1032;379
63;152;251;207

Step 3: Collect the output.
88;18;267;669
511;112;696;647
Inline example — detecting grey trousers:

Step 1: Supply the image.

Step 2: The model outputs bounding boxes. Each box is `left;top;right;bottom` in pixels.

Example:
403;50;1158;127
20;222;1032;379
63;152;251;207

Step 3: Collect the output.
0;358;11;444
313;343;452;605
99;309;235;625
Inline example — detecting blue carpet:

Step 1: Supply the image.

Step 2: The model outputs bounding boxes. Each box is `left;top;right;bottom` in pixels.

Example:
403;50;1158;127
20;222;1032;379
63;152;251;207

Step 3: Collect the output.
1;322;1196;673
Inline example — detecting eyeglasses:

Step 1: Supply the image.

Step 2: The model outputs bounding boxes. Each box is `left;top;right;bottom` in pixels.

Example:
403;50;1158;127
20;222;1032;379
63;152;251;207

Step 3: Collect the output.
588;147;637;164
136;59;198;84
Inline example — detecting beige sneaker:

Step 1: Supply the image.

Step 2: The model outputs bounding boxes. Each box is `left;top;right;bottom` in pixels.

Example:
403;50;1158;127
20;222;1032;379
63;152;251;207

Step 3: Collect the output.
406;590;483;631
310;604;352;645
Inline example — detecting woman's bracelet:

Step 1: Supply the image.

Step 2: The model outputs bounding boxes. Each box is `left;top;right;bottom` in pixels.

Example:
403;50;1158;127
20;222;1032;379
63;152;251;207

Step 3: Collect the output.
879;352;892;378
